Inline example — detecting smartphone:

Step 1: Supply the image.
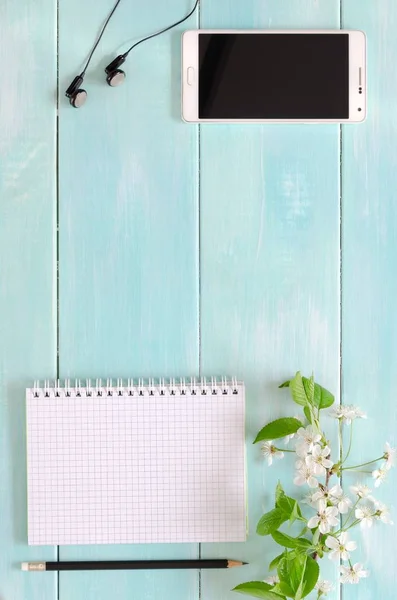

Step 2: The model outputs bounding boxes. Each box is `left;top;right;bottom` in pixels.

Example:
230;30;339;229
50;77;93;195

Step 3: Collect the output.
182;30;366;123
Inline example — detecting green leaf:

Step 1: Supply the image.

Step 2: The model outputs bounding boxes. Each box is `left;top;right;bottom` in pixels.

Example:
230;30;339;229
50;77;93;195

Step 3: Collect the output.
289;555;307;595
233;582;286;600
272;582;295;598
278;554;307;596
275;488;302;523
272;531;298;549
301;556;320;598
295;581;304;600
275;481;284;505
302;375;314;404
279;380;290;388
272;531;312;550
269;552;284;571
277;494;295;516
289;501;302;525
312;528;320;546
289;372;310;407
277;557;293;589
311;381;335;409
254;418;302;444
257;509;288;536
303;406;313;424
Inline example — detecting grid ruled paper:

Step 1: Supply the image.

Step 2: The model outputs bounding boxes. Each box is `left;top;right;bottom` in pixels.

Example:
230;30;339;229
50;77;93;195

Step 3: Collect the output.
26;383;246;545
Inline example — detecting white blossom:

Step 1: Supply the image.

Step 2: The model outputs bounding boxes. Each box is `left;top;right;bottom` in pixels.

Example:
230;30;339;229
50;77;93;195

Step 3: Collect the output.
340;563;369;584
305;444;333;476
315;580;334;595
307;499;339;534
325;532;357;561
336;495;353;515
344;405;367;421
264;575;279;585
384;442;396;470
294;463;319;488
350;483;371;499
261;441;284;466
374;501;394;525
312;484;352;513
311;487;331;505
328;484;353;514
303;491;319;508
295;425;322;457
355;505;375;528
329;405;366;424
329;406;345;420
372;467;388;488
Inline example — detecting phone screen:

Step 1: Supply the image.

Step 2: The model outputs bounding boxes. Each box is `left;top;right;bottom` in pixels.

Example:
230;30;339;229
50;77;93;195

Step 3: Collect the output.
199;33;349;119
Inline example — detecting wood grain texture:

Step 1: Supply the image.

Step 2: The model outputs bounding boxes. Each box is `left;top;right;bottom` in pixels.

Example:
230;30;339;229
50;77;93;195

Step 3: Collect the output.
0;0;57;598
199;2;341;598
2;1;395;599
342;1;397;599
58;1;199;599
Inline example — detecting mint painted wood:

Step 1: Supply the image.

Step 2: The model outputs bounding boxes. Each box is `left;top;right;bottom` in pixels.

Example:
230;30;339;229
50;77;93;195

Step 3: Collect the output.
342;2;397;599
199;2;341;598
0;0;57;598
58;1;199;600
2;1;395;600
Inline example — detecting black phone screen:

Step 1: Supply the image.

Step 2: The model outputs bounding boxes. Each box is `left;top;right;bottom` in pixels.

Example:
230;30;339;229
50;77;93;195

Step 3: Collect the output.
198;33;349;119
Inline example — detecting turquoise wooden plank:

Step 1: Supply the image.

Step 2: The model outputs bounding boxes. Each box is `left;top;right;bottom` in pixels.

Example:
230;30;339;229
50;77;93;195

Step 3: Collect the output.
342;1;397;599
0;0;57;598
58;1;199;599
200;2;341;598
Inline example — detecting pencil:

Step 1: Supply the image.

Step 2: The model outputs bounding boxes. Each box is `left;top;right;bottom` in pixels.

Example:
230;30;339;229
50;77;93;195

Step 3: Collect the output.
21;559;247;572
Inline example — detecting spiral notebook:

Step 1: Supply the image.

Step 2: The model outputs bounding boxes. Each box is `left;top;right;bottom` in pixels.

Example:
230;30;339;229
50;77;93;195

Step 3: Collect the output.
26;378;246;546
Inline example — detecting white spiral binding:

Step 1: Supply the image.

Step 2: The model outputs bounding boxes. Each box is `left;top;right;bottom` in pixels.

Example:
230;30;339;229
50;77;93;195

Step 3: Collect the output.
30;377;240;398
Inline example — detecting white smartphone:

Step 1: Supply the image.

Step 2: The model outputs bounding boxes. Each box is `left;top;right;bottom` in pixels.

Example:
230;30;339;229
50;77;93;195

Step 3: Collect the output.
182;30;366;123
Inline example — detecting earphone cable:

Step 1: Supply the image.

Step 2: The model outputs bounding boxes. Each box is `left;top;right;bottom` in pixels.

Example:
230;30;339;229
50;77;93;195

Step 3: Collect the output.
123;0;199;58
81;0;123;76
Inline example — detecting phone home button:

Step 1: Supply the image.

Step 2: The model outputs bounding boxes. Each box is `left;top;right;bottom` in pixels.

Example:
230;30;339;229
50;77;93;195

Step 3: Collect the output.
187;67;194;85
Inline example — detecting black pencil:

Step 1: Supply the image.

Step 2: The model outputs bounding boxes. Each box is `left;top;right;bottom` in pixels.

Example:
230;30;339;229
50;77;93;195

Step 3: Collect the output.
22;559;247;572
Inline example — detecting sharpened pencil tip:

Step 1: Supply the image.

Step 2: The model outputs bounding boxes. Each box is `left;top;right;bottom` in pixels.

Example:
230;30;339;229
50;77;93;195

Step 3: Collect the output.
227;560;248;568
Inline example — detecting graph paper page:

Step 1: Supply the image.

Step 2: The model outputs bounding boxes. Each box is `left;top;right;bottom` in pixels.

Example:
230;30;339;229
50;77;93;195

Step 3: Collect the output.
26;383;246;545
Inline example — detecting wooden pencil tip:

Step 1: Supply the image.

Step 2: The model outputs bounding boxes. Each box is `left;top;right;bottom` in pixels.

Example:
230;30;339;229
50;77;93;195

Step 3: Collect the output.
227;560;248;568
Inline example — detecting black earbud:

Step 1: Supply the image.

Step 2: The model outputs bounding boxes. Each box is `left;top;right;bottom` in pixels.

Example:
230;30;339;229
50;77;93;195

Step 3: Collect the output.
64;0;199;107
65;75;87;108
105;55;127;87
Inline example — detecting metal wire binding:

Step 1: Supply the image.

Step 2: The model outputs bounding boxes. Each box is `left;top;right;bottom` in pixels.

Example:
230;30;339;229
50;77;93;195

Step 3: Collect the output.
180;377;187;395
28;377;240;397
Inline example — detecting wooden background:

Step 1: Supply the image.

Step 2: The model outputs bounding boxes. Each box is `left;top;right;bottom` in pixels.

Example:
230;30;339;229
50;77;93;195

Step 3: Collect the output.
0;0;395;598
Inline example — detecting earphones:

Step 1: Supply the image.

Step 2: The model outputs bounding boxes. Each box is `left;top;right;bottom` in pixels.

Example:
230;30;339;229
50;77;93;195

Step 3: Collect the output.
65;0;200;108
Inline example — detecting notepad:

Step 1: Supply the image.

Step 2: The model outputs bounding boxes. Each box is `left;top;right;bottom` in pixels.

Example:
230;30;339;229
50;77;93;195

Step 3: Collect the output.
26;379;246;546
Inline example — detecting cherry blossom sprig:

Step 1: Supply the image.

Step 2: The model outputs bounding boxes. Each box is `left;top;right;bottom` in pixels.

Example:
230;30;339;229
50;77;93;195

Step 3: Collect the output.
234;372;394;600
